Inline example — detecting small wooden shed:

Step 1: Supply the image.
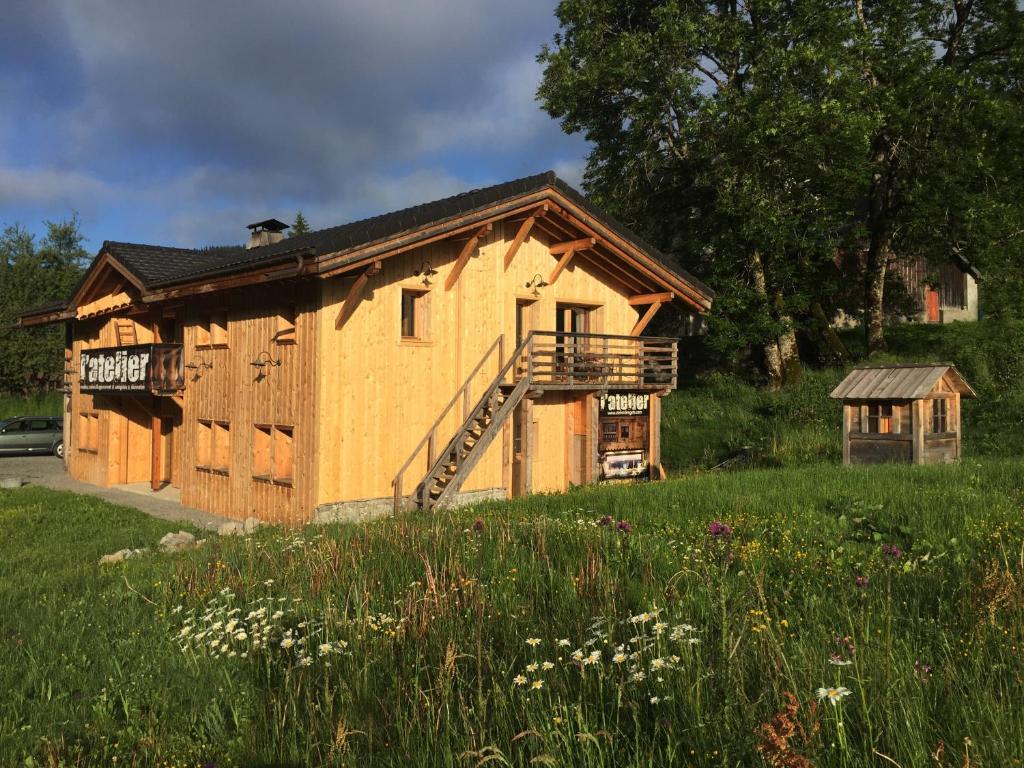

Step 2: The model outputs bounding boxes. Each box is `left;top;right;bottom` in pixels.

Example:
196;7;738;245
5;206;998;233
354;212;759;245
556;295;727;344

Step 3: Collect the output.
830;363;976;466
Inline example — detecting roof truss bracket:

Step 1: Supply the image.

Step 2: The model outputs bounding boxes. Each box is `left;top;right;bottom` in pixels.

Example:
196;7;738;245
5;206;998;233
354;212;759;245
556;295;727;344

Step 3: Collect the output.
631;301;664;336
445;223;492;291
628;291;674;306
334;260;381;330
548;247;576;285
503;205;547;270
550;237;595;255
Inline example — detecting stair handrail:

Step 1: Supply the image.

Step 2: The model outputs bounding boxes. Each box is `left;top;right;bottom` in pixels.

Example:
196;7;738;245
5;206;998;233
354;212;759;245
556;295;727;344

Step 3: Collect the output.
412;332;537;509
391;333;506;510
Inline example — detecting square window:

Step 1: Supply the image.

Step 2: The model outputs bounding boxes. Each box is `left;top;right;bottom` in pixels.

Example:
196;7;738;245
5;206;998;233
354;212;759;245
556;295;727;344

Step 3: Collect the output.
602;422;618;442
78;412;99;452
866;404;893;434
253;424;294;486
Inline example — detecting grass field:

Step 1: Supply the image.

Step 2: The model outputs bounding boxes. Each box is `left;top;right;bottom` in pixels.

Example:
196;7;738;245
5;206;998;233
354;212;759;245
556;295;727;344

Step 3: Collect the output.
2;459;1023;767
0;391;62;421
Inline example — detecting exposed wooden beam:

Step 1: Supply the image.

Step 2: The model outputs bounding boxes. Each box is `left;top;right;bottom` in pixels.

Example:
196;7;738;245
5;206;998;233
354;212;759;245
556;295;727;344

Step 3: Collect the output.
631;301;663;336
334;261;381;329
628;291;675;306
532;218;647;294
444;223;492;291
550;237;595;254
548;248;576;285
503;206;546;270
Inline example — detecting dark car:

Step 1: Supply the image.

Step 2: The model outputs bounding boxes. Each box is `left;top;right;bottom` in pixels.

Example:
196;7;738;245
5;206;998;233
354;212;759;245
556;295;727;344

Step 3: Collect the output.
0;417;64;459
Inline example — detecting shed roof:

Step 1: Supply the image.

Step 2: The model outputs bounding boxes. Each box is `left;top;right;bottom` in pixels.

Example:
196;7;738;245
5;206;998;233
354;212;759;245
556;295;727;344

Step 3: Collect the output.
829;364;977;401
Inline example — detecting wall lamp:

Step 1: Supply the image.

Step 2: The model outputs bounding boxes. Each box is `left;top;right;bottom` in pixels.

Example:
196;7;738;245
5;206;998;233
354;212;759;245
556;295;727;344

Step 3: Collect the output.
525;273;549;296
414;261;439;286
184;360;213;380
251;350;282;382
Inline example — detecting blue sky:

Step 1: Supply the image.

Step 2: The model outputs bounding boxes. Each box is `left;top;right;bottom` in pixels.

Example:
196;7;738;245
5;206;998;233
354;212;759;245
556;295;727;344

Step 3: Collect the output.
0;1;588;252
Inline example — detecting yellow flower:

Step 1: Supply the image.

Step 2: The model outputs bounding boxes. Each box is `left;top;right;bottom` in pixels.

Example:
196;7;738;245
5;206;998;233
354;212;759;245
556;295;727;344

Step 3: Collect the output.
531;680;544;690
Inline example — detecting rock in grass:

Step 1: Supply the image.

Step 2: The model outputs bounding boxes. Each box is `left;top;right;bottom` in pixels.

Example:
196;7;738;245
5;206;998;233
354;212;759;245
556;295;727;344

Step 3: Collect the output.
218;521;245;536
159;530;198;552
243;516;262;534
99;548;147;565
0;477;24;489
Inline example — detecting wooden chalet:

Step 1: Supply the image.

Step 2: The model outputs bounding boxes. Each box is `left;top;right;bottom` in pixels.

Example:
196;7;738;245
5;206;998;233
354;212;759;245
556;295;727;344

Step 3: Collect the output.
19;172;713;524
830;364;976;466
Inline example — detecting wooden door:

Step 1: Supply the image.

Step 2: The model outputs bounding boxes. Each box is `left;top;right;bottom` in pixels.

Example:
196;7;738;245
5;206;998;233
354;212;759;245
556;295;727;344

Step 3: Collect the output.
925;287;940;323
568;397;589;486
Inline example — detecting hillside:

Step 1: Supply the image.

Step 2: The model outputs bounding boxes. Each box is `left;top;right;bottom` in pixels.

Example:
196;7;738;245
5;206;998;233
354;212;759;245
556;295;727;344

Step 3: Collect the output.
662;319;1024;471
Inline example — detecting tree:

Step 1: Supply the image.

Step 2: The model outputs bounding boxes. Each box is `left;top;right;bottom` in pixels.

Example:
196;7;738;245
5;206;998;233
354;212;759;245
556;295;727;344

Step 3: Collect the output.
291;211;310;237
538;0;1024;373
539;0;868;385
0;217;88;393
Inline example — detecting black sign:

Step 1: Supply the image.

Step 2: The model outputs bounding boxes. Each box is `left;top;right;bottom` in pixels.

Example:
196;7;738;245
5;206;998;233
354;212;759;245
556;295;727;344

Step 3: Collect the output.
80;345;152;394
599;391;651;417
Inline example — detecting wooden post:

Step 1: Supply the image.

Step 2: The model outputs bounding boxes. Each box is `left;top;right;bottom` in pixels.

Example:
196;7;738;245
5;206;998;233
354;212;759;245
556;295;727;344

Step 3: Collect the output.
912;398;926;465
650;394;663;480
149;412;162;491
523;398;534;494
841;403;851;466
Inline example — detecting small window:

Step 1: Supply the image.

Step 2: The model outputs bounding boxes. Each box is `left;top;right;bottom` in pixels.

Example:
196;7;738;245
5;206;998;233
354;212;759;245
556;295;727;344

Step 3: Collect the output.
513;415;523;455
849;405;861;433
196;313;228;349
865;404;893;434
253;424;294;486
197;419;230;475
196;420;211;468
931;399;948;433
78;413;99;453
28;419;51;431
401;290;428;340
620;424;631;439
601;422;618;442
275;305;297;344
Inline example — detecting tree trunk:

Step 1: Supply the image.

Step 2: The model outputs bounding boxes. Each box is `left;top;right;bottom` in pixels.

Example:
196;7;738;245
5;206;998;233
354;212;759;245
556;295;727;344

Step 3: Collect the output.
811;301;850;363
864;135;892;353
752;250;802;388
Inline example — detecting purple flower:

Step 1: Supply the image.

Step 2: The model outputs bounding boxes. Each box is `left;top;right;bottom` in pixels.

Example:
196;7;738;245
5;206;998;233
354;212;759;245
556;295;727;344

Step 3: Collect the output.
708;520;733;540
855;575;870;590
914;660;934;682
882;543;903;560
472;518;485;532
616;520;633;534
598;515;614;527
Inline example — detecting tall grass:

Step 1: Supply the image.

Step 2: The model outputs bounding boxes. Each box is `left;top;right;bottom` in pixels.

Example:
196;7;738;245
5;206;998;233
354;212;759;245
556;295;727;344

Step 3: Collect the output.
2;459;1022;766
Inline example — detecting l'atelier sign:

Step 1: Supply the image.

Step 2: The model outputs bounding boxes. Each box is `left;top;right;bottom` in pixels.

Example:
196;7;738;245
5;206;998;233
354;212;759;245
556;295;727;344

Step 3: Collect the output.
599;391;651;417
80;345;152;393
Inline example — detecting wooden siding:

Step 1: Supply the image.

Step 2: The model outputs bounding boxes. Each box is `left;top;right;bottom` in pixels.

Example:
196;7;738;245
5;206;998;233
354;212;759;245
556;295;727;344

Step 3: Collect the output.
317;220;649;506
178;282;320;524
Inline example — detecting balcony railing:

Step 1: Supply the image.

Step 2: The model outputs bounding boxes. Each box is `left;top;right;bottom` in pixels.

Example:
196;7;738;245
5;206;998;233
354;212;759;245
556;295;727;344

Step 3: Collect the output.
79;343;184;395
513;331;677;390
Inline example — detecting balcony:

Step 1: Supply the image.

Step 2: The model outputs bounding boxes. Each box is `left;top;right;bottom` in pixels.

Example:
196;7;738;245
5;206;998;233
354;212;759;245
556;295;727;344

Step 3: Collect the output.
79;343;184;395
513;332;677;390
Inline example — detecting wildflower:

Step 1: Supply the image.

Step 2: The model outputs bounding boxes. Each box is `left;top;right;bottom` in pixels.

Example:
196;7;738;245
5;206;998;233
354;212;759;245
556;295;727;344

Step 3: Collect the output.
881;543;903;560
531;680;544;690
586;650;601;665
708;520;733;539
828;654;852;666
513;675;528;686
298;655;313;667
557;639;571;647
526;663;539;673
816;686;852;705
318;643;334;655
272;611;284;620
630;671;646;682
472;518;485;532
280;637;295;650
612;652;627;664
263;579;274;586
650;696;661;704
598;515;613;526
526;638;542;647
234;631;248;642
855;575;870;590
616;520;633;534
552;716;564;725
541;661;554;670
630;612;652;625
653;621;668;633
219;643;229;654
915;660;934;682
650;657;666;671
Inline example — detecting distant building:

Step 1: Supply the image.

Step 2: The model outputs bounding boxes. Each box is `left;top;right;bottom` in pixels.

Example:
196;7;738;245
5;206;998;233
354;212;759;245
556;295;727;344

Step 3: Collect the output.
890;255;980;324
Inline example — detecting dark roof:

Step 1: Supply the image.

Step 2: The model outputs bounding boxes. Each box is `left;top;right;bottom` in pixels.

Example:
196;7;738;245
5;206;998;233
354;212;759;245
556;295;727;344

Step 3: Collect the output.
34;171;714;316
247;218;289;231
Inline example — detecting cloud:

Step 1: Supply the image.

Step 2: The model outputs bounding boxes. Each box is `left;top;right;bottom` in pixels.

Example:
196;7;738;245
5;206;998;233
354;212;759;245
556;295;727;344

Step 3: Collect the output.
1;1;589;247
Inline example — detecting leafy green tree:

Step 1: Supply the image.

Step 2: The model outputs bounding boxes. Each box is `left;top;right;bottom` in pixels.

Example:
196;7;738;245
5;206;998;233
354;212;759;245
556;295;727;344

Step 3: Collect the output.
0;217;88;393
291;211;310;237
539;0;1024;373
